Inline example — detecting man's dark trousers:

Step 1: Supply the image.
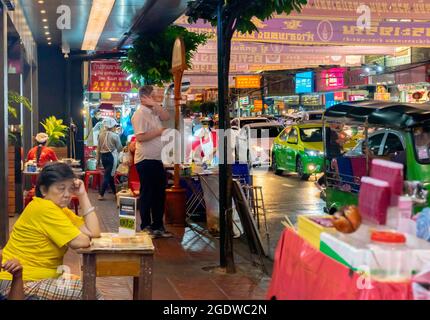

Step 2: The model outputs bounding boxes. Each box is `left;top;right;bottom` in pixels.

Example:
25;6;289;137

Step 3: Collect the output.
136;159;166;231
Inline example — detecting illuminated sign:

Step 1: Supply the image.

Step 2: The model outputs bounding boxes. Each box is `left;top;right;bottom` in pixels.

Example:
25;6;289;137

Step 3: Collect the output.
334;92;345;101
253;99;263;112
89;61;132;93
318;68;347;91
239;96;250;105
235;75;261;89
302;94;322;106
295;71;314;94
285;95;300;105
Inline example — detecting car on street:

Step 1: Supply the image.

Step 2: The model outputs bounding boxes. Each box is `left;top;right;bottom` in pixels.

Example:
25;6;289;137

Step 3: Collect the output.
271;123;324;180
236;122;284;167
231;116;270;130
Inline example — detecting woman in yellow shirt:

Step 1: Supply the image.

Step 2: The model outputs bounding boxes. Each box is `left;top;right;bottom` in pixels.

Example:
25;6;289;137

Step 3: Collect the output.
0;163;101;299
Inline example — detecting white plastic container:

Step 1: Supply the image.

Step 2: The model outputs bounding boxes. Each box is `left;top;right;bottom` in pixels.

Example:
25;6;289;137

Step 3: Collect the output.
368;231;412;282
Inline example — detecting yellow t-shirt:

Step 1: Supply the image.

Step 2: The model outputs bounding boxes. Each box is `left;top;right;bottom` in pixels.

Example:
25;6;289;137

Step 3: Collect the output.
0;197;84;281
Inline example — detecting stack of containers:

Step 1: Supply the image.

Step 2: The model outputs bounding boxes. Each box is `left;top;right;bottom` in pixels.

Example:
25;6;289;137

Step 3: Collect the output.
358;159;405;225
371;159;404;206
359;177;391;225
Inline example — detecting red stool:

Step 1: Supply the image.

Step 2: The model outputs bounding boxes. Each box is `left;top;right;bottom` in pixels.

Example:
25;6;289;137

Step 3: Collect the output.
70;196;80;215
24;188;36;208
84;170;103;191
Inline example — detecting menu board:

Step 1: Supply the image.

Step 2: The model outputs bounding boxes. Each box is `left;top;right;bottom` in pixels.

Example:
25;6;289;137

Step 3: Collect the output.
119;197;137;236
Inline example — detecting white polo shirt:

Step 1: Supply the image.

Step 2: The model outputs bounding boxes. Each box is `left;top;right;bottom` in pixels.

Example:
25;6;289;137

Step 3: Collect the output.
131;105;163;163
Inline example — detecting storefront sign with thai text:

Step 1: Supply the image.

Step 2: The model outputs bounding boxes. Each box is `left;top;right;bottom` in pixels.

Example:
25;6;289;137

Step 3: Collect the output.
89;61;132;93
179;16;430;47
235;75;261;89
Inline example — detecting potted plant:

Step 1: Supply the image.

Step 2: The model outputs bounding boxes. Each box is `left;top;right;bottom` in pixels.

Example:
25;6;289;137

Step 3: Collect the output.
8;91;32;216
40;116;68;159
8;91;32;146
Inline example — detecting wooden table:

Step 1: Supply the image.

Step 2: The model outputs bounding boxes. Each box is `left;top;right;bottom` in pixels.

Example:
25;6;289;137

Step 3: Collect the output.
77;246;155;300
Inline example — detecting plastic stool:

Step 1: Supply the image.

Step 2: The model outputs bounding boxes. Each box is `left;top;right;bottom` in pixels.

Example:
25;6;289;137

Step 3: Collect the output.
84;170;103;191
70;196;80;215
24;188;36;208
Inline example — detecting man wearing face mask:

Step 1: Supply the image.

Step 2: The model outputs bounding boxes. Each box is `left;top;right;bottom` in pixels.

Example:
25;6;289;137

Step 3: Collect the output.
131;86;172;238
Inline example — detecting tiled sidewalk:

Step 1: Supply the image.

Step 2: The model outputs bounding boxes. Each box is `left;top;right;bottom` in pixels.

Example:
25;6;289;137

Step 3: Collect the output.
33;190;271;300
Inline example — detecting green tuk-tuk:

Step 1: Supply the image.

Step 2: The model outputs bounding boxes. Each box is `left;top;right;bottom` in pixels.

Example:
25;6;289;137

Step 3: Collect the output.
322;101;430;214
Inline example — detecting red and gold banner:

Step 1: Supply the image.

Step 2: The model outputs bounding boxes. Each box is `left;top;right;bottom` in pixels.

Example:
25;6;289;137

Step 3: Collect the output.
89;61;131;93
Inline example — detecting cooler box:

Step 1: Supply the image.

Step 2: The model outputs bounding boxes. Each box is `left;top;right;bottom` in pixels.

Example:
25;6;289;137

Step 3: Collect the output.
297;214;336;249
320;231;371;271
320;224;430;275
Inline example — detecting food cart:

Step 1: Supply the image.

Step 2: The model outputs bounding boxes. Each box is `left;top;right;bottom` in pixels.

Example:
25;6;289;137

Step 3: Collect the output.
322;101;430;215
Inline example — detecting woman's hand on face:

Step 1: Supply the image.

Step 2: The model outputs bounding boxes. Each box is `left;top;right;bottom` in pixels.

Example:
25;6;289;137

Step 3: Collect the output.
141;96;155;106
73;179;87;197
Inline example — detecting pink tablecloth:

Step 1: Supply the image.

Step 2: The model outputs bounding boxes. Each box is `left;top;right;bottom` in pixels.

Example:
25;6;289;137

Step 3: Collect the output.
267;228;413;300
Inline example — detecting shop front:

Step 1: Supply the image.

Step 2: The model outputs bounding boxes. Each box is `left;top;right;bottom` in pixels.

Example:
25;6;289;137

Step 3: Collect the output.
315;67;349;109
83;60;138;168
395;64;430;104
284;95;300;114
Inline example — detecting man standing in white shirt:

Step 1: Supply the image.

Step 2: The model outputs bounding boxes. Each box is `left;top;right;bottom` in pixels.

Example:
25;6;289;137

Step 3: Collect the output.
131;86;172;238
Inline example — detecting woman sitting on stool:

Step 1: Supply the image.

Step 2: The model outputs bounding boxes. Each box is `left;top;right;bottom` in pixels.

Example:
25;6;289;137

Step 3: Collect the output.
0;163;102;300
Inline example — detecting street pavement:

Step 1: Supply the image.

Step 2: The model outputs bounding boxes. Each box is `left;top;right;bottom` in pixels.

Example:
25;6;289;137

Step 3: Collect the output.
250;167;325;259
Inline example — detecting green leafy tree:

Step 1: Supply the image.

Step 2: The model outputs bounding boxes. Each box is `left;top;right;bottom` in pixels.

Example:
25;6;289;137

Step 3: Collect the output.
122;25;209;86
186;0;307;273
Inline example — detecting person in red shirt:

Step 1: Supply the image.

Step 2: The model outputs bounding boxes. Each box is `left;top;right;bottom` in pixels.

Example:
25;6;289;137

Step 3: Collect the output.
26;133;58;167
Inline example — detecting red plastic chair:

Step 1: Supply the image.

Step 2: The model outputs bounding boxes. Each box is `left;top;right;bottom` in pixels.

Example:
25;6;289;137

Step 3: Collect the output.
24;188;36;208
84;170;103;191
128;164;140;197
70;196;80;215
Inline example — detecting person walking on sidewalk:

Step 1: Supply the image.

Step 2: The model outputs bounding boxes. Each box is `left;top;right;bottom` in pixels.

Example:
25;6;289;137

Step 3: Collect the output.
97;117;123;201
132;85;172;238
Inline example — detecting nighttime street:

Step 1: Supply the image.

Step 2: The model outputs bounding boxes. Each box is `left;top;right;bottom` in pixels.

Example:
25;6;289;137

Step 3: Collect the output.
1;0;430;309
252;168;325;258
